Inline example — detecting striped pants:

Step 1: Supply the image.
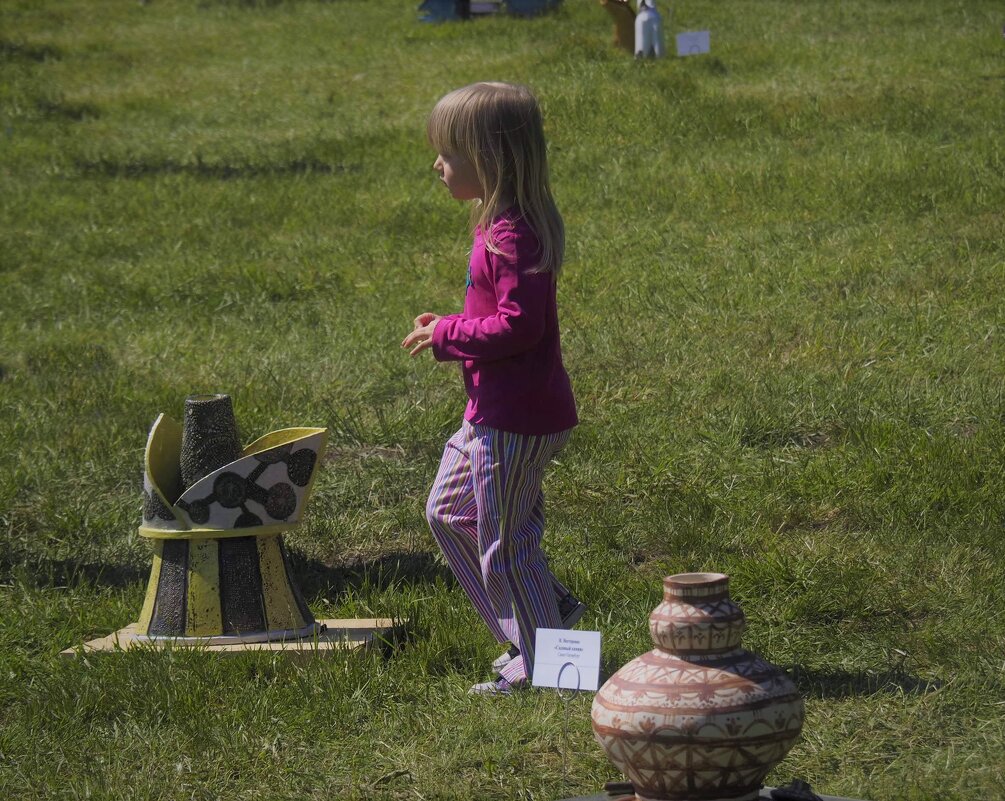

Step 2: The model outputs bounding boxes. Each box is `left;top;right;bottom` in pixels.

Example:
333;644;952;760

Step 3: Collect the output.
426;421;572;684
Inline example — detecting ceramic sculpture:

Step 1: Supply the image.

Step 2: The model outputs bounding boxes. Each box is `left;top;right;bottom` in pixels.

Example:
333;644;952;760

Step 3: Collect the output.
600;0;635;51
591;573;804;801
136;394;328;644
635;0;665;58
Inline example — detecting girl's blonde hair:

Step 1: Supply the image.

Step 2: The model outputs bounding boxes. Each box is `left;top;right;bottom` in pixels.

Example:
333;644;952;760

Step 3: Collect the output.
427;82;564;275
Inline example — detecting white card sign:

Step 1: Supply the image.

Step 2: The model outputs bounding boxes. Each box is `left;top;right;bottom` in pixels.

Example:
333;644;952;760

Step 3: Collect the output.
531;628;602;692
676;30;711;57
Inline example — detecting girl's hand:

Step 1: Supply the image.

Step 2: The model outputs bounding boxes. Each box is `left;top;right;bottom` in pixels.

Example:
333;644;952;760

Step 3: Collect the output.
402;313;441;357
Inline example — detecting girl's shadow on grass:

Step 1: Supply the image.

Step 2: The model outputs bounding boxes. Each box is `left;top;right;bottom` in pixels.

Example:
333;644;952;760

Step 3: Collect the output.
287;550;457;600
286;551;455;658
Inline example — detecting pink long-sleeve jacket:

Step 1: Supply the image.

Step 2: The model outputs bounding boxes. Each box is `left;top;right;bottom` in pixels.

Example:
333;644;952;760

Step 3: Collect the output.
432;208;578;436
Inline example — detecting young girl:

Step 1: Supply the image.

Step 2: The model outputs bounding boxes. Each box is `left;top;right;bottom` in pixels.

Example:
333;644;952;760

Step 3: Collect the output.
401;82;582;695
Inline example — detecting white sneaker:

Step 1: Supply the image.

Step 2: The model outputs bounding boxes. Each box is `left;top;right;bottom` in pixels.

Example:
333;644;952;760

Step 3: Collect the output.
490;594;588;671
468;676;521;695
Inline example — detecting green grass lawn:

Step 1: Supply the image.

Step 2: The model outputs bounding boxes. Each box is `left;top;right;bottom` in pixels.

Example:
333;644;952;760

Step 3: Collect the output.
2;1;1004;798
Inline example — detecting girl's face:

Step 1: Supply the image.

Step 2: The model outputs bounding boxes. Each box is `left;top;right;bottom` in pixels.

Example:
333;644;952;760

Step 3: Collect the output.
433;152;483;201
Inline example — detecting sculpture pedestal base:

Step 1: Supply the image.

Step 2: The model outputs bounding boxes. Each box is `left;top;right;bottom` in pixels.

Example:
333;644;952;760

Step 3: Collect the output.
60;618;402;659
558;788;868;801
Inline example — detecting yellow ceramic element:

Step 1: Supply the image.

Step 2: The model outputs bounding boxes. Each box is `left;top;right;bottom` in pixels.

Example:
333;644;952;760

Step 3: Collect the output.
145;414;184;514
137;539;164;631
138;523;291;541
140;428;327;537
243;427;326;456
258;536;307;631
186;538;222;636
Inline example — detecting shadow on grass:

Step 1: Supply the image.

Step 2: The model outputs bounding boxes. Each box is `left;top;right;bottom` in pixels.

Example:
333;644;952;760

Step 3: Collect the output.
0;39;62;62
75;157;360;180
0;555;147;588
0;548;454;597
288;549;456;600
36;98;99;121
584;663;943;698
787;665;944;698
287;551;456;660
196;0;346;8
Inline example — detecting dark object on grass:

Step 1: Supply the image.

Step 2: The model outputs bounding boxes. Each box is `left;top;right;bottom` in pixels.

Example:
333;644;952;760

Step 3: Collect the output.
419;0;558;22
418;0;467;21
771;779;825;801
601;780;635;798
506;0;561;16
563;780;868;800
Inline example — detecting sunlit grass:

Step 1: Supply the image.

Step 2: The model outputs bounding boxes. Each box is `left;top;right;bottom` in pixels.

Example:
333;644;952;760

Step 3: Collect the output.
2;1;1004;799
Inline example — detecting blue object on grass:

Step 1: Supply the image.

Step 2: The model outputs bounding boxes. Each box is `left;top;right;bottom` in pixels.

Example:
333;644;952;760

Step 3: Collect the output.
420;0;558;22
505;0;561;17
419;0;460;22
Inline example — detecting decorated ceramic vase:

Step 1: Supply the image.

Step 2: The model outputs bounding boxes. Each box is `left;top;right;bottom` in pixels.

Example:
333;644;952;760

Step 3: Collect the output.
591;573;804;801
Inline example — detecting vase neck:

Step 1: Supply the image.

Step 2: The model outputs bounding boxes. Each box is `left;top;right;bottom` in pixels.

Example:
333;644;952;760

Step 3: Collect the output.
650;573;746;654
662;572;731;603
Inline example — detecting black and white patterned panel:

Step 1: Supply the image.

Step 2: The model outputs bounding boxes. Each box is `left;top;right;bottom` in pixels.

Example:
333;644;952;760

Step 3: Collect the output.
174;432;323;530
